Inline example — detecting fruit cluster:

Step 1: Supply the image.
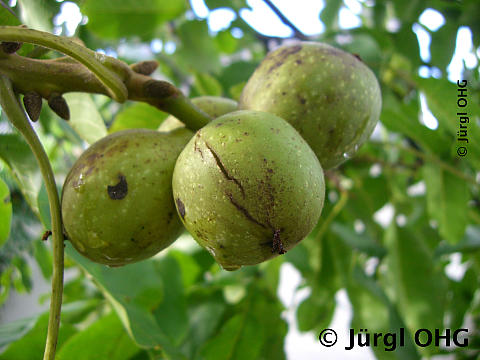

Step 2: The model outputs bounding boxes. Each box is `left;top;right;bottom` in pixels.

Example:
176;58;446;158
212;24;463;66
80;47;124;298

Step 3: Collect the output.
61;42;381;270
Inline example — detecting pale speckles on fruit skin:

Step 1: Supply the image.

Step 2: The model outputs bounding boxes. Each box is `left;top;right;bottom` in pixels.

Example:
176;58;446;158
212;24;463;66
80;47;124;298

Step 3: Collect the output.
172;110;325;270
61;128;192;266
238;41;382;170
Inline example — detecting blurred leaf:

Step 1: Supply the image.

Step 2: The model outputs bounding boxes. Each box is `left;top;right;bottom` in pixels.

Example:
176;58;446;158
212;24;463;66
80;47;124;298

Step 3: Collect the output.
176;20;221;73
435;226;480;256
393;0;424;23
393;24;421;67
192;72;223;97
348;266;421;360
12;256;32;292
430;22;458;72
320;0;341;29
381;91;445;154
153;256;188;346
169;249;202;289
341;32;382;68
219;61;258;91
0;314;38;349
109;102;168;133
17;0;55;31
181;293;226;359
0;133;42;215
32;239;52;279
215;30;238;54
297;289;335;332
228;81;245;101
66;244;185;359
0;313;77;360
36;183;50;229
57;312;139;360
284;242;312;276
297;233;340;332
200;290;285;360
0;2;21;26
424;163;469;243
82;0;186;40
418;78;480;165
64;93;107;144
0;177;12;248
331;222;387;258
447;265;478;332
204;0;247;11
384;223;447;332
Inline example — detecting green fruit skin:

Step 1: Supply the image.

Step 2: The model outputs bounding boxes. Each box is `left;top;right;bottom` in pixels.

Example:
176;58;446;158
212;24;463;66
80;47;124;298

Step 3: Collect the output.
238;42;382;169
158;96;238;132
62;128;192;266
172;110;325;270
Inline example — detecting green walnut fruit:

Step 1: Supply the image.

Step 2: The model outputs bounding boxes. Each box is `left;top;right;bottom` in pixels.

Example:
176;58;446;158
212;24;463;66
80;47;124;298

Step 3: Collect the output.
62;128;192;266
172;110;325;270
158;96;238;132
239;42;382;169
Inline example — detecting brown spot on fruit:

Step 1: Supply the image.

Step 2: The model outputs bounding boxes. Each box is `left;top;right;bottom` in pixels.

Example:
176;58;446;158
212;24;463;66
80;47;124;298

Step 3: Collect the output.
176;198;185;219
107;174;128;200
272;229;285;254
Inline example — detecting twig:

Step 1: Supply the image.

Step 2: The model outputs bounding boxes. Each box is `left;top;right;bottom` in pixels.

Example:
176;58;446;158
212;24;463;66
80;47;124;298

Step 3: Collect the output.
262;0;309;40
0;75;64;360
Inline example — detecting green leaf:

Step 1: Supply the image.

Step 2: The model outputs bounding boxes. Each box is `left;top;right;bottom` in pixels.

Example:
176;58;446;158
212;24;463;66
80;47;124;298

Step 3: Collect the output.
0;314;38;349
200;289;286;360
33;240;52;279
430;22;458;72
381;92;446;154
192;72;223;97
176;20;221;73
384;223;447;332
109;103;168;133
393;23;421;67
447;266;478;331
392;0;424;23
215;30;238;54
0;177;12;248
200;308;263;360
17;0;55;31
331;222;387;258
348;266;421;360
36;183;50;229
320;0;342;30
169;249;202;289
423;163;469;243
297;290;335;332
284;242;312;276
82;0;186;40
418;78;480;165
435;226;480;256
12;256;32;292
57;312;139;360
181;295;226;359
0;313;77;360
63;93;107;144
0;2;21;26
219;61;258;91
65;244;185;359
0;133;42;215
204;0;247;11
153;256;188;346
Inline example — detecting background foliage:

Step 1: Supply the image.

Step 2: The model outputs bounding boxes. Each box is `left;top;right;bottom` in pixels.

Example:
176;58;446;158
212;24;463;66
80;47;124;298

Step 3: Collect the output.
0;0;479;359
